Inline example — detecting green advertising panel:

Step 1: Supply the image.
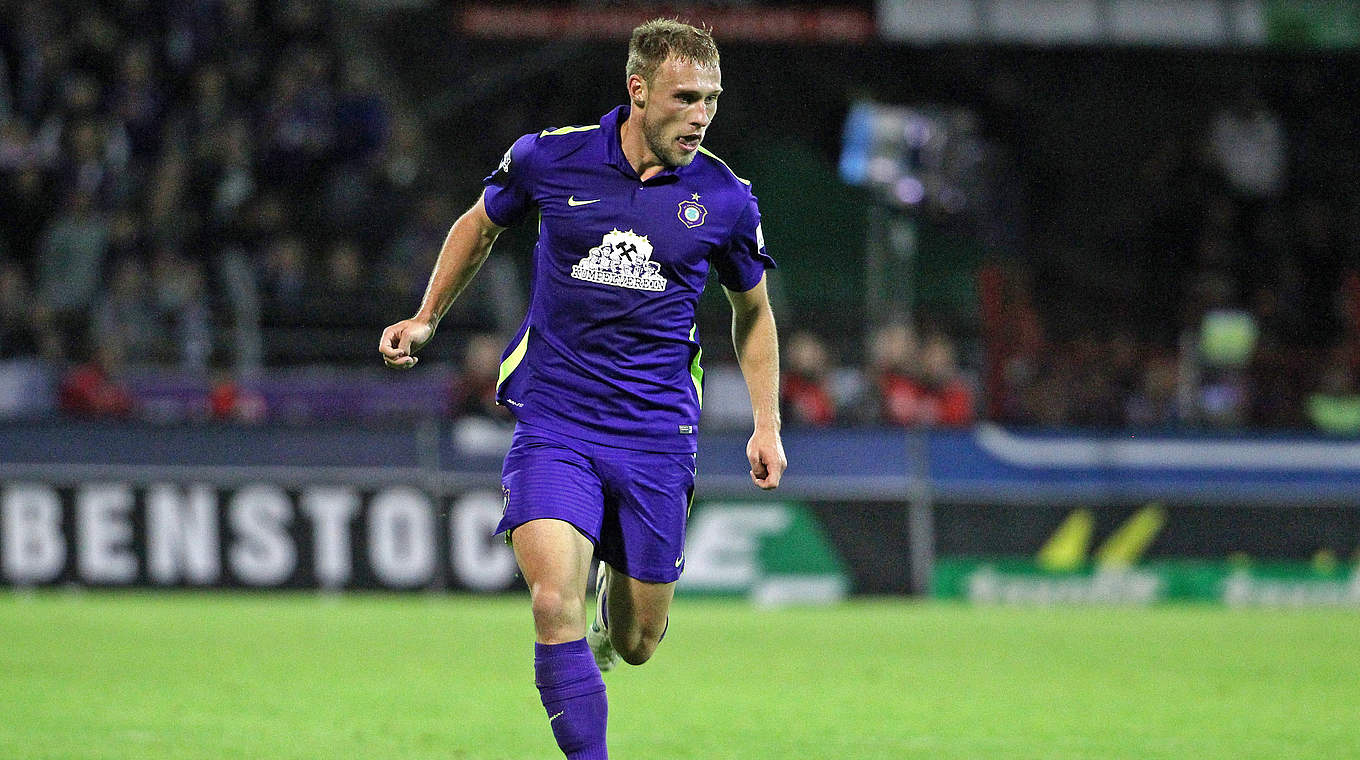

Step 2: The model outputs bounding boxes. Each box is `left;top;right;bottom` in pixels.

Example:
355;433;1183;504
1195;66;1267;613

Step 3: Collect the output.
934;558;1360;605
934;501;1360;605
679;501;850;605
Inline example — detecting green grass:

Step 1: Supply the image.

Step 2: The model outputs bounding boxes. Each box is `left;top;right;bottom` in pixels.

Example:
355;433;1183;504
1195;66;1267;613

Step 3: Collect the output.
2;592;1358;759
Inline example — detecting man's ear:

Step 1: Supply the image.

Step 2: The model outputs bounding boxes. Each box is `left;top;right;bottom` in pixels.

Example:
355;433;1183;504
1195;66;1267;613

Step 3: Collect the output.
628;74;647;110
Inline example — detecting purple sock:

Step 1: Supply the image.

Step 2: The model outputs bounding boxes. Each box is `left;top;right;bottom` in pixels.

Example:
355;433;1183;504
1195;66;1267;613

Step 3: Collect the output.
534;639;608;760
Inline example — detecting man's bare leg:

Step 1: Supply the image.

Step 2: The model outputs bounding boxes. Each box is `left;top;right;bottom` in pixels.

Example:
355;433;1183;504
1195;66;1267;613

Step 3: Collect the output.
512;519;608;760
589;563;676;669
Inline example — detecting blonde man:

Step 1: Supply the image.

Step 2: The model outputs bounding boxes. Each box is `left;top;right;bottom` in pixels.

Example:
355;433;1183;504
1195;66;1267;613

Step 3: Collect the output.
380;19;785;758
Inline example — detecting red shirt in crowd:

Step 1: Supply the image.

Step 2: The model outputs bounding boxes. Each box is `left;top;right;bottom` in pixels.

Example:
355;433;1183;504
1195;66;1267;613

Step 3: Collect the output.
58;361;134;418
876;371;974;427
782;371;836;427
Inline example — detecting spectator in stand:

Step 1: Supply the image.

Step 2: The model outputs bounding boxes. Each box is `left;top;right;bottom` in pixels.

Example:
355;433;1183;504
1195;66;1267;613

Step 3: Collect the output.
179;63;236;150
1125;353;1183;428
447;332;515;455
322;55;396;245
0;0;413;375
258;45;336;191
110;39;166;170
323;238;364;295
6;2;56;120
143;143;190;230
211;0;275;102
301;238;368;326
1064;333;1132;427
0;257;40;358
34;189;109;359
0;167;55;268
201;116;257;230
261;235;309;314
916;332;975;427
65;115;129;208
334;54;390;166
92;255;162;361
383;190;524;336
1208;85;1285;203
977;262;1047;423
149;244;213;368
865;319;918;424
105;205;149;262
0;117;37;171
922;333;975;425
450;333;513;423
1307;349;1360;436
384;192;453;302
207;364;268;423
377;109;430;202
58;342;134;418
781;330;838;427
866;321;974;427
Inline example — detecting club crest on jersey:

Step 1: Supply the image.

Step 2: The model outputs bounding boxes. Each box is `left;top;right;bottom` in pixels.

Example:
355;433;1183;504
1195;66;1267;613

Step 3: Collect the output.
677;195;707;229
571;229;667;291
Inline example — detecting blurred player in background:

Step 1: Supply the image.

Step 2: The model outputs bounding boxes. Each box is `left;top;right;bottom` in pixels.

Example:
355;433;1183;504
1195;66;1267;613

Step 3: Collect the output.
379;19;785;759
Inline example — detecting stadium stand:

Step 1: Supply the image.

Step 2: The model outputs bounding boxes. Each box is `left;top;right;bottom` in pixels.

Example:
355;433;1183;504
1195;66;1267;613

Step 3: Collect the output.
2;1;1359;434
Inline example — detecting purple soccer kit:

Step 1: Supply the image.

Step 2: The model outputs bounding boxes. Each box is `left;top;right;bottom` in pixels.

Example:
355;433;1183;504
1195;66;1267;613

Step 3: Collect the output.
487;105;774;581
485;104;772;760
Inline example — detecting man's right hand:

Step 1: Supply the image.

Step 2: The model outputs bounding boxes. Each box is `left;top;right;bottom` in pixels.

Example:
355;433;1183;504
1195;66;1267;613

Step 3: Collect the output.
379;318;435;369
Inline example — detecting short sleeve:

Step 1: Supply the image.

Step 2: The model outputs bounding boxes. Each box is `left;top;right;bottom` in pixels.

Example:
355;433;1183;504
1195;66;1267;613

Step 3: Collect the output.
481;133;538;228
713;194;776;292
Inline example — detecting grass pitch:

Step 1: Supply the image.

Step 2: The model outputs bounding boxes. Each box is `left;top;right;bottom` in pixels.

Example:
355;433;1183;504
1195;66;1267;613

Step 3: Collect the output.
2;591;1357;759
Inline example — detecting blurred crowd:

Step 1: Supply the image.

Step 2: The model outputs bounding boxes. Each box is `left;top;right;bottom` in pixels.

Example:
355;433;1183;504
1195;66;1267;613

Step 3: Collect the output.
778;322;974;429
1;2;1357;435
0;0;979;429
984;83;1360;434
0;0;519;413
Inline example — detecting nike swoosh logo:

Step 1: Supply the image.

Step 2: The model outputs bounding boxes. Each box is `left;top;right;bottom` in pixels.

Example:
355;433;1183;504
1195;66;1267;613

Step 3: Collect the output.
549;711;565;723
675;555;684;568
567;196;601;206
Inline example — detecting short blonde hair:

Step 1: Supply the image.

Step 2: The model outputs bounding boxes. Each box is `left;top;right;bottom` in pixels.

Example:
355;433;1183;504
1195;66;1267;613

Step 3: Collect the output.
627;19;720;84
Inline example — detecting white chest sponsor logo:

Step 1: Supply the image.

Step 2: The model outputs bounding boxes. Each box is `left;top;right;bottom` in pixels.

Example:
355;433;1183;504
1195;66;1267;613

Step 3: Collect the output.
571;228;667;292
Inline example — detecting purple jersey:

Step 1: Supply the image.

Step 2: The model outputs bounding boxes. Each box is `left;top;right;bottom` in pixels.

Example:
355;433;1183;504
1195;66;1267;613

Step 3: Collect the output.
483;105;774;453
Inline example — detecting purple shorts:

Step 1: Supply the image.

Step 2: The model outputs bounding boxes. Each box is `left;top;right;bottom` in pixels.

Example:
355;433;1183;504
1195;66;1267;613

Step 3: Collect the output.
496;423;696;583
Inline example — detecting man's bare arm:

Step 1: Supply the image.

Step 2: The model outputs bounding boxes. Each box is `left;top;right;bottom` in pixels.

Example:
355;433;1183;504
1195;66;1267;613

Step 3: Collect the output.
379;194;505;369
726;273;786;489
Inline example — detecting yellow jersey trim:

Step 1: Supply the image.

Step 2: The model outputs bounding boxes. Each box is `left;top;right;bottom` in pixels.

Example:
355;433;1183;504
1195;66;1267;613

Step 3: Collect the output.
497;328;531;391
688;323;704;408
539;124;602;138
696;146;751;186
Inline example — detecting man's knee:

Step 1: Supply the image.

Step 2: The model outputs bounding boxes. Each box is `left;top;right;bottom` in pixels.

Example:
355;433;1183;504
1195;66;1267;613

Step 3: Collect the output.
613;617;667;665
616;637;658;666
529;584;586;635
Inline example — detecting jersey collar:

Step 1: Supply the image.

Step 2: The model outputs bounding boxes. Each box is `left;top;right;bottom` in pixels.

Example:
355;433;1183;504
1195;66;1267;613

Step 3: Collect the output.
603;105;683;185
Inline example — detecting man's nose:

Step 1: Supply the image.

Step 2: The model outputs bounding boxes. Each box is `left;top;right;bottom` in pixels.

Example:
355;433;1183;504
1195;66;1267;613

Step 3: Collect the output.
691;103;711;127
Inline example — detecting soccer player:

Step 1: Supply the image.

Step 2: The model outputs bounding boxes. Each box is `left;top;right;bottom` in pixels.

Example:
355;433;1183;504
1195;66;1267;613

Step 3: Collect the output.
379;19;785;759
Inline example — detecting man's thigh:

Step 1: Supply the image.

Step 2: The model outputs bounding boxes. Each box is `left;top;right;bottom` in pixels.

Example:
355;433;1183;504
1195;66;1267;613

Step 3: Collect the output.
498;429;606;546
596;449;696;584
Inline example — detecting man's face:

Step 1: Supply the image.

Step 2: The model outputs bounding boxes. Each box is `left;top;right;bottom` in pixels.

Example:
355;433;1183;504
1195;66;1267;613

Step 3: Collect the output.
637;56;722;169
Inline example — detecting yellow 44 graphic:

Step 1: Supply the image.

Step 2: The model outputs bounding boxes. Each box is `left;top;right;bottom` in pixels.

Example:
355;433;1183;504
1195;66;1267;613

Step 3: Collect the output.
1037;505;1167;572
